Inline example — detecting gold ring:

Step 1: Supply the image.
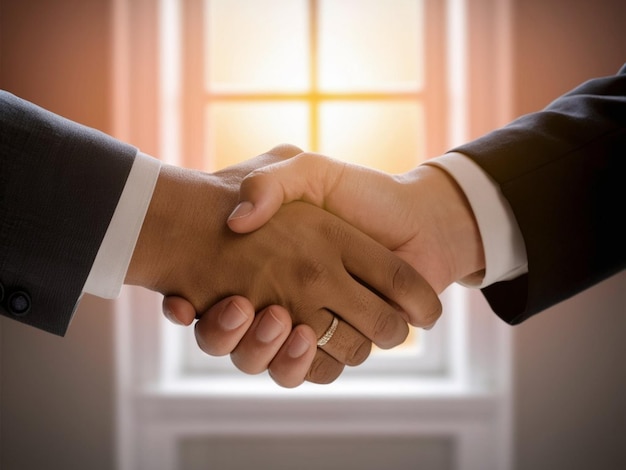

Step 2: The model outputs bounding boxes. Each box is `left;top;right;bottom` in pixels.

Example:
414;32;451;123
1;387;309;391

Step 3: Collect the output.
317;316;339;347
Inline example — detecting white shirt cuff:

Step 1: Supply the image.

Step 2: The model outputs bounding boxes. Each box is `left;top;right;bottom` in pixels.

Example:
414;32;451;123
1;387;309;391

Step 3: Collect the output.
424;152;528;288
83;151;161;298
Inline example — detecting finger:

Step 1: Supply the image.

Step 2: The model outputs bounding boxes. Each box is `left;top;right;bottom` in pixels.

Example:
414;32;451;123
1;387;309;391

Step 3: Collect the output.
227;171;285;234
257;202;411;350
193;296;256;357
305;348;345;385
258;142;303;163
267;325;318;388
162;295;197;326
215;143;303;184
339;227;442;330
326;274;411;349
311;311;372;366
230;306;293;375
228;153;342;234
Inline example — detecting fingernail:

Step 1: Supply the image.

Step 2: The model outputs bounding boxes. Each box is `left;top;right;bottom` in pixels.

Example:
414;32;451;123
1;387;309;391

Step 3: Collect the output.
423;321;437;331
163;306;185;326
287;331;311;359
228;201;254;220
218;301;249;331
256;309;285;343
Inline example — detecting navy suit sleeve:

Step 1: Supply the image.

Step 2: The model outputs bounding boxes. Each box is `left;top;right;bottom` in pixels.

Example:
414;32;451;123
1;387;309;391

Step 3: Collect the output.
0;91;137;335
454;64;626;324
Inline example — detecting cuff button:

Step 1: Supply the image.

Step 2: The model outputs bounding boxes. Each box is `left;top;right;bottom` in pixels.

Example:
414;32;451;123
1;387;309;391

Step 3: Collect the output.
9;291;31;316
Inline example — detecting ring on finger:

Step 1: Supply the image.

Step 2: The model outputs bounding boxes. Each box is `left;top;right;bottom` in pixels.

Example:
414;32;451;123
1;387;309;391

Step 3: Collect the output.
317;316;339;347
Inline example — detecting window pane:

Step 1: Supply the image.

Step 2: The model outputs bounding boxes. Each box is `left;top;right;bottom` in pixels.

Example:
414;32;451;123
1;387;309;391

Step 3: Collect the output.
318;0;424;91
206;0;309;92
206;102;309;169
319;101;424;173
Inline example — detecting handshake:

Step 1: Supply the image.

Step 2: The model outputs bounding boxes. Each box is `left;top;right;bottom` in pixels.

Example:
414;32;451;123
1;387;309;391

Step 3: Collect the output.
5;67;622;388
126;144;485;388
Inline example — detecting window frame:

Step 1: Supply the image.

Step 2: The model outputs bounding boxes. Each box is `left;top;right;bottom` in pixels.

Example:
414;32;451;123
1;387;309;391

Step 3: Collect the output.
176;0;450;379
181;0;448;170
113;0;515;469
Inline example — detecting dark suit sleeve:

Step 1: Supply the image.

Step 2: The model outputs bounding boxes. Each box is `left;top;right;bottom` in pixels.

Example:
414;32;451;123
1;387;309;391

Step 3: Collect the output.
0;91;137;335
453;64;626;325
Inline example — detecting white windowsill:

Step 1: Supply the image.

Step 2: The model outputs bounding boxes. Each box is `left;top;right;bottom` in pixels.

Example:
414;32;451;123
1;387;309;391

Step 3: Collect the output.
142;373;499;399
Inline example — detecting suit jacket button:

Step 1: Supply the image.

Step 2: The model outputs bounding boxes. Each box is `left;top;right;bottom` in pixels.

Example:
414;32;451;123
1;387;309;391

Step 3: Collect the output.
8;291;31;316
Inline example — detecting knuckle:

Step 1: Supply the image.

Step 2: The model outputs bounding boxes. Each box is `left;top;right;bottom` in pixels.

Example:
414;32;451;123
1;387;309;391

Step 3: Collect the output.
306;354;344;384
388;261;444;329
294;152;315;165
344;338;372;366
391;262;414;297
318;217;345;240
296;258;329;286
244;167;273;183
319;218;347;245
407;295;442;328
422;301;443;328
296;152;343;205
271;143;303;158
292;151;321;168
372;311;409;349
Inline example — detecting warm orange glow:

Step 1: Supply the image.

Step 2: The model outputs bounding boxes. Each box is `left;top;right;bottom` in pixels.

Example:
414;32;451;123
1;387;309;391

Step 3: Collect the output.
204;0;426;355
320;101;424;172
318;0;424;92
207;0;309;92
207;102;309;168
205;0;426;168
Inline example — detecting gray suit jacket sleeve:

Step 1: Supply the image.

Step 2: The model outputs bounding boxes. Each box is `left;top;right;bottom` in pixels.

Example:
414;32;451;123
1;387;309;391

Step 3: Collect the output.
454;64;626;325
0;91;137;335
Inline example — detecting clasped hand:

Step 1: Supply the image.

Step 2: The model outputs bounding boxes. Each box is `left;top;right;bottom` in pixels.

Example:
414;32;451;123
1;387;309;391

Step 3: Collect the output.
148;145;457;387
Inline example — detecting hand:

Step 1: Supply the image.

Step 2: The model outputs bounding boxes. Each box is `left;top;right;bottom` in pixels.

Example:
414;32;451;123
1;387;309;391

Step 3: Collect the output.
226;151;485;323
127;145;441;385
163;295;317;388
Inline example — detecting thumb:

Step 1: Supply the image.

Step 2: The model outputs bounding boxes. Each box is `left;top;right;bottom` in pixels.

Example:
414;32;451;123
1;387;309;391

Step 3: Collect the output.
227;153;343;233
226;165;290;233
162;295;197;326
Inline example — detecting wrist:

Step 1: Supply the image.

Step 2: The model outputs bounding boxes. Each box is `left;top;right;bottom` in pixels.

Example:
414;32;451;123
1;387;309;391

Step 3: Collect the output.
402;164;485;292
125;165;228;294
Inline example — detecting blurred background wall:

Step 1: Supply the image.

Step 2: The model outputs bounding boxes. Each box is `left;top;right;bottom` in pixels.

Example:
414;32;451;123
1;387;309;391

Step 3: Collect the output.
0;0;116;469
508;2;626;468
0;0;624;469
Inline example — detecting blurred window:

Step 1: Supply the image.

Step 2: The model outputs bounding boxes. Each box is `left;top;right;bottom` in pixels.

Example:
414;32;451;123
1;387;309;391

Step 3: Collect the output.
174;0;450;382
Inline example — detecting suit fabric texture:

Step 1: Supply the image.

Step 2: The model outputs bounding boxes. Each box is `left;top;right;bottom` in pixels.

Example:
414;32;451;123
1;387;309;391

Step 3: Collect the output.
0;91;137;335
455;64;626;324
1;65;624;335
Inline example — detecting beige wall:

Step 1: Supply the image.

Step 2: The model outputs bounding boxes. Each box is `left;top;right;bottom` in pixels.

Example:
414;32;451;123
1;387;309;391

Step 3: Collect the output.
0;1;116;469
509;1;626;468
0;1;624;469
